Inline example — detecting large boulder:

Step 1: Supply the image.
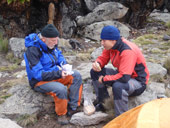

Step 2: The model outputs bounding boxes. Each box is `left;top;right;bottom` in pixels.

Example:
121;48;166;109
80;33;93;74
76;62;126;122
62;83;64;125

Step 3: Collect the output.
0;118;22;128
76;2;128;26
78;20;130;41
0;84;54;119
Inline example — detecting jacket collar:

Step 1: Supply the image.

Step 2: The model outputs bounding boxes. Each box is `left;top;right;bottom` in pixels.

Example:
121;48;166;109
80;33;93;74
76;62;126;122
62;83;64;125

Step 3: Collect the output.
112;38;122;50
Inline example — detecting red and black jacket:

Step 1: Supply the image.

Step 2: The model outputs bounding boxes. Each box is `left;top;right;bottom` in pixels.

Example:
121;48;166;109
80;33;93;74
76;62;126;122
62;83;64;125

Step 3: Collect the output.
96;38;149;85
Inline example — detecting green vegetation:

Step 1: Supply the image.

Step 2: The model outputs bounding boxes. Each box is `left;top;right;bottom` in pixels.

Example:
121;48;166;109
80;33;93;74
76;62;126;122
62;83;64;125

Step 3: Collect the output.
0;64;18;72
6;52;22;64
17;114;37;127
7;0;30;4
149;74;165;83
165;21;170;29
133;34;158;46
164;57;170;74
165;29;170;36
0;94;12;99
0;34;8;53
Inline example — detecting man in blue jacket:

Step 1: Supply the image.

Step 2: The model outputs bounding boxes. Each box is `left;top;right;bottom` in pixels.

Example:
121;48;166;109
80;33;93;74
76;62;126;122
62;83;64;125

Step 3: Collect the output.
24;24;83;125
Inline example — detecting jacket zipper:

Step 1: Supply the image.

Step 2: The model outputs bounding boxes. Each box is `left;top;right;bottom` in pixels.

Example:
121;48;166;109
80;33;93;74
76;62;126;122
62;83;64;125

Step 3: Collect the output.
112;52;117;65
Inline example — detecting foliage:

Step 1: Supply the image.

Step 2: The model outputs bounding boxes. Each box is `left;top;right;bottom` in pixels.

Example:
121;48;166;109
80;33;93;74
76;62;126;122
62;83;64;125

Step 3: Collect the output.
165;21;170;29
0;64;18;72
17;114;37;127
0;33;8;53
0;94;12;99
133;34;161;46
6;52;22;64
164;57;170;74
149;74;165;83
7;0;30;4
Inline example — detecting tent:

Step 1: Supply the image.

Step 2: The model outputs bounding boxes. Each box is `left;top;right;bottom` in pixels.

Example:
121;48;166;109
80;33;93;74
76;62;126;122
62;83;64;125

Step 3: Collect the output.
104;98;170;128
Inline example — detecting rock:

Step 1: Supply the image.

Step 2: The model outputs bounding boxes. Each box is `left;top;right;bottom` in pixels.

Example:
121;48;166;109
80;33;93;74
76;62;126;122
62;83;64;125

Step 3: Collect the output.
129;82;166;109
0;118;22;128
149;12;170;24
76;2;128;26
163;34;170;41
91;46;103;60
21;60;25;67
9;38;25;59
70;112;108;126
65;56;77;64
0;84;54;118
79;20;130;41
84;0;97;11
147;62;167;77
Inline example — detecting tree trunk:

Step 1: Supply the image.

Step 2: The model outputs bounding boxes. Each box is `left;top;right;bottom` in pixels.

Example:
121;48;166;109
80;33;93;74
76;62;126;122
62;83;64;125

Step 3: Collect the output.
118;0;164;28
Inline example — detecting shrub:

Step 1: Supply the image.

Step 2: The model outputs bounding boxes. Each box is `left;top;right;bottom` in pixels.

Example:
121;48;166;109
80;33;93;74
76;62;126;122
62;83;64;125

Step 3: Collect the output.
7;0;30;4
165;21;170;29
164;56;170;74
0;34;8;53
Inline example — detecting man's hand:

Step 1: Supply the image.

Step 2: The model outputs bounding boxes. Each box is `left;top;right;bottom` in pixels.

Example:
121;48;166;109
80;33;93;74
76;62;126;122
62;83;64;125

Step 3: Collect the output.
62;70;68;79
92;61;101;72
98;76;104;83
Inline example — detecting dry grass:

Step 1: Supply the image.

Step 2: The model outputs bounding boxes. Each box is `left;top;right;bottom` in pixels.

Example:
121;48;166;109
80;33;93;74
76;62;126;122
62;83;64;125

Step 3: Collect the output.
164;56;170;74
149;74;165;82
165;21;170;29
102;87;115;121
17;113;37;127
0;33;8;53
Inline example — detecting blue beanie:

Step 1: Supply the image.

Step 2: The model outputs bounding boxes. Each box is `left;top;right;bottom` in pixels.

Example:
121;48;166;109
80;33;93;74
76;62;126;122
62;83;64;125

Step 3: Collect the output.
41;24;59;38
100;25;120;40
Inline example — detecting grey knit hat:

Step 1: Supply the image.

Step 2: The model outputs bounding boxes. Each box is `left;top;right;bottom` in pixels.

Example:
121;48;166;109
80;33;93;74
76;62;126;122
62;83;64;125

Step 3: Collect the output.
41;24;59;38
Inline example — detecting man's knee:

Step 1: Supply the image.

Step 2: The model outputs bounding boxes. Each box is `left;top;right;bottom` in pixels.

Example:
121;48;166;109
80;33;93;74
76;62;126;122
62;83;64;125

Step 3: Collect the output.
54;85;67;96
112;82;128;100
72;71;82;86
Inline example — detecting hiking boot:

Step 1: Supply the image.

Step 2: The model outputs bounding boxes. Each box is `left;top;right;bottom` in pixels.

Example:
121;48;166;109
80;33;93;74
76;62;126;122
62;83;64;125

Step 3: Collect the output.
95;103;105;112
67;107;81;117
57;115;69;125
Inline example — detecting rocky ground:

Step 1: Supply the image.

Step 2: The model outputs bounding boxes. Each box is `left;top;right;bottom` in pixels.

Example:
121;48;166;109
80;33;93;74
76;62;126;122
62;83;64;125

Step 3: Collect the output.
0;19;170;128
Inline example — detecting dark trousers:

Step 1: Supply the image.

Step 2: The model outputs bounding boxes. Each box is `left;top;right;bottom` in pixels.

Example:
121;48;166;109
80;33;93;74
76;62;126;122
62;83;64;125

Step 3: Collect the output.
90;68;146;117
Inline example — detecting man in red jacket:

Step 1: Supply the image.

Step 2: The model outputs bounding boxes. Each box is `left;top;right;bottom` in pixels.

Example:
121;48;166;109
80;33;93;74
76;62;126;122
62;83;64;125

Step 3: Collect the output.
90;25;149;117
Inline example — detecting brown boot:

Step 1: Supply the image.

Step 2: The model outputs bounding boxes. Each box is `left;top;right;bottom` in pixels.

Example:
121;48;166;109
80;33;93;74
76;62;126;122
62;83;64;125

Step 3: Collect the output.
57;115;69;125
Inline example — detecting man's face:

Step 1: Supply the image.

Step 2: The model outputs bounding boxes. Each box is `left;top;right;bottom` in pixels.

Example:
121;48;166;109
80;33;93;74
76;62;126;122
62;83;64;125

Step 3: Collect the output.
44;37;58;49
101;40;116;50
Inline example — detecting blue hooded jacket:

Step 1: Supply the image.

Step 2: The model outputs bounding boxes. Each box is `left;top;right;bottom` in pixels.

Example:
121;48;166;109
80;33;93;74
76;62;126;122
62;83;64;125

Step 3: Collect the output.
24;33;67;88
